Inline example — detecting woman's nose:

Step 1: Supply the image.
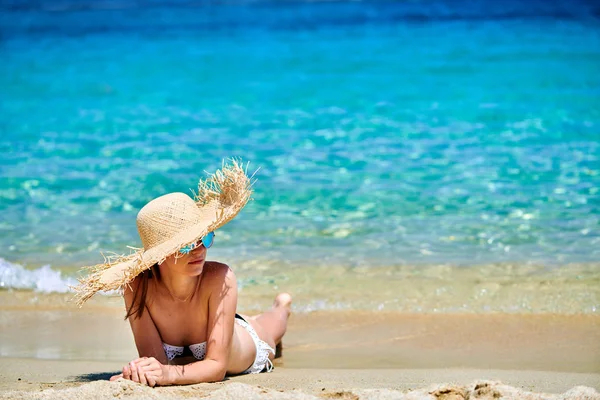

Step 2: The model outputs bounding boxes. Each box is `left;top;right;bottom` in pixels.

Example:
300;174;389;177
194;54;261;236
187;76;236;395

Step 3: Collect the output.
192;244;206;253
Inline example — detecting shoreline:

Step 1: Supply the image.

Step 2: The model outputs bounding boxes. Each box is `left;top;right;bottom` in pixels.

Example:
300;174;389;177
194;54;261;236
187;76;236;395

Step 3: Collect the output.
3;258;599;315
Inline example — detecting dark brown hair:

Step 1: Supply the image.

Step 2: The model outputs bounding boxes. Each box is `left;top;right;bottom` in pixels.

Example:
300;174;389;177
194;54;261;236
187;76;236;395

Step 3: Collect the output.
125;264;161;320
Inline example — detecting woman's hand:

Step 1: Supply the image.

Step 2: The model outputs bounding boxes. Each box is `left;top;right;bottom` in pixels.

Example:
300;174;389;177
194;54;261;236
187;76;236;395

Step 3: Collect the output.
110;357;171;387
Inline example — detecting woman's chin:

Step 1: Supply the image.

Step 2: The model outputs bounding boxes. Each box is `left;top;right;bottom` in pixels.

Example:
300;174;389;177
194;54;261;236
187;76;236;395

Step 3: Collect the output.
187;259;205;274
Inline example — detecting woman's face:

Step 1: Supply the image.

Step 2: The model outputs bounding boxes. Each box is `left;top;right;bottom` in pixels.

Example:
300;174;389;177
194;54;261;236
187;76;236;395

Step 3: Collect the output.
162;244;207;277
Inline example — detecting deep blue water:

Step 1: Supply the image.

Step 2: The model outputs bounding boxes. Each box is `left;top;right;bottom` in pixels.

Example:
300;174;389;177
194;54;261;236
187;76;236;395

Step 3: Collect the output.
1;0;599;273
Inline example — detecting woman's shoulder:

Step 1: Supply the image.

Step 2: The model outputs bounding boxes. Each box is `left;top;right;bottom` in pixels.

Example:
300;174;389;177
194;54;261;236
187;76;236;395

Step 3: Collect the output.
203;260;232;274
202;261;236;286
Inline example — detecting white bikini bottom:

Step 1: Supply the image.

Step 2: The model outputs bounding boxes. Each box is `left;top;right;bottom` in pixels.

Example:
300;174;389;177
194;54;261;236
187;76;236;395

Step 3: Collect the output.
235;316;275;374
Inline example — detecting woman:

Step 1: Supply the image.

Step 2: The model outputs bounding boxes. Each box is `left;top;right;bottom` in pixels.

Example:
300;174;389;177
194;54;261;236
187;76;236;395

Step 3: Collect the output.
75;161;291;386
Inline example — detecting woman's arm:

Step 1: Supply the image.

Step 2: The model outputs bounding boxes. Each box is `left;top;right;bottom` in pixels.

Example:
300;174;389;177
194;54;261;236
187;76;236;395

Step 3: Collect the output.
124;277;169;364
165;263;238;384
110;276;169;383
114;264;238;386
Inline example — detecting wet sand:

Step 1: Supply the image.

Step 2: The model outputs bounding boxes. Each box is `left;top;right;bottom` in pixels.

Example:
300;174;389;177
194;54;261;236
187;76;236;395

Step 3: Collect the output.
2;292;599;369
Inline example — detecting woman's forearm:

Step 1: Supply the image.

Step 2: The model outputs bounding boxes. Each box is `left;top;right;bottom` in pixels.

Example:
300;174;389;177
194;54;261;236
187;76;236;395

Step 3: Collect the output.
166;359;226;385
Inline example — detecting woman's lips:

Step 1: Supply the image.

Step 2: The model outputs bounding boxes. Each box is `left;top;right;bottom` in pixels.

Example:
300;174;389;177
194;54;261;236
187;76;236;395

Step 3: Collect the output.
189;258;204;265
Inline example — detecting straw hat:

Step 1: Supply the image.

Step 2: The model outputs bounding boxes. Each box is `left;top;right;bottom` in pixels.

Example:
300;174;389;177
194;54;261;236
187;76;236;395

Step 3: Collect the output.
74;160;253;305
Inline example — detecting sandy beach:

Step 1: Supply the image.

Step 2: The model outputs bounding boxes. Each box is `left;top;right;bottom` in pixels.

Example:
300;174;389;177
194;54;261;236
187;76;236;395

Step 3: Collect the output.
1;291;599;399
1;359;599;399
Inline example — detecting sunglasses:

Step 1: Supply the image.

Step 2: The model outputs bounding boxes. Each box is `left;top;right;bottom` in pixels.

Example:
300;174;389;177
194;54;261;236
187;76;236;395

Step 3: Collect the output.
179;231;215;255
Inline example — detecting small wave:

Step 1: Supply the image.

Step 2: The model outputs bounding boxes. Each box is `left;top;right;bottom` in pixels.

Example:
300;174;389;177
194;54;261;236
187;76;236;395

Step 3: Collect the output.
0;258;77;293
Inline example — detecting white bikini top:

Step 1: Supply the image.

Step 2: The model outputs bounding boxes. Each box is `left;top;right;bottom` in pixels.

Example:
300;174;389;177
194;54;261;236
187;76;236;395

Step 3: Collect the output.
162;342;207;361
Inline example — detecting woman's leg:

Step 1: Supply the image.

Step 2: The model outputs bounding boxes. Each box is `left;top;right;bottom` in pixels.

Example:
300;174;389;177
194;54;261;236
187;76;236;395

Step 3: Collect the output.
248;293;292;353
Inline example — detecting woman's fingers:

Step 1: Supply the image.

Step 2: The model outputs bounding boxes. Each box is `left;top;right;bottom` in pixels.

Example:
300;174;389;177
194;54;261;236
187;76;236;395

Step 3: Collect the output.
122;365;131;380
129;362;140;383
132;357;155;367
136;364;148;386
145;372;157;388
109;373;123;382
110;358;163;387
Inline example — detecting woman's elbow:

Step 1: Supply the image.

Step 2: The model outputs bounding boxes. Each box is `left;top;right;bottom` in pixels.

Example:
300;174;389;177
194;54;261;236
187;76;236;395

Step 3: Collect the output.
207;361;227;382
213;369;227;382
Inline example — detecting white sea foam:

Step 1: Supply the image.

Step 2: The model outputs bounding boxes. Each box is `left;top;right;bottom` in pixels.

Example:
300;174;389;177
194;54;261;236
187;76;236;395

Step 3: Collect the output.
0;258;77;293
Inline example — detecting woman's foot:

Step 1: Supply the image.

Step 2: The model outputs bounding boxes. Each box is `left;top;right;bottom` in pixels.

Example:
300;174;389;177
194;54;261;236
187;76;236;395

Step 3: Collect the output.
273;292;292;315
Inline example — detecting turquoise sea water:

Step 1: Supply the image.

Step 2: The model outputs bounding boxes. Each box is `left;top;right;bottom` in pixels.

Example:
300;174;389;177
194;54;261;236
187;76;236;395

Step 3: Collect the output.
1;1;599;311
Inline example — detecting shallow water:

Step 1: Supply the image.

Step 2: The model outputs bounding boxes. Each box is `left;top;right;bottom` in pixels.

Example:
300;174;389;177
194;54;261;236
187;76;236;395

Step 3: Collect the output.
1;0;599;312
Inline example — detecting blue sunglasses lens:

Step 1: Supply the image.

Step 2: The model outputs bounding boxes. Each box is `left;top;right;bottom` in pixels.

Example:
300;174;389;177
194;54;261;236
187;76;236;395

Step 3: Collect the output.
202;231;215;249
179;232;215;254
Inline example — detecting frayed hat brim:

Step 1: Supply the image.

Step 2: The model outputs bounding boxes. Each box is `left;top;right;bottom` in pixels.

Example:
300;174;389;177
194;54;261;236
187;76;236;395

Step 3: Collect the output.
73;159;253;306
